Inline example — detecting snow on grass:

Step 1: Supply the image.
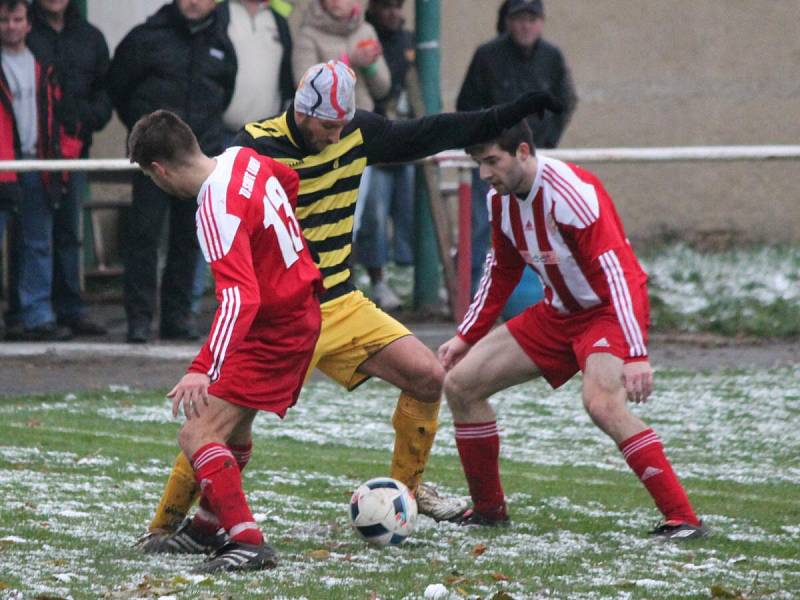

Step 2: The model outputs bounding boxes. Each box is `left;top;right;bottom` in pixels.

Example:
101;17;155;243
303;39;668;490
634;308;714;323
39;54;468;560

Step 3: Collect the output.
642;244;800;312
1;368;798;598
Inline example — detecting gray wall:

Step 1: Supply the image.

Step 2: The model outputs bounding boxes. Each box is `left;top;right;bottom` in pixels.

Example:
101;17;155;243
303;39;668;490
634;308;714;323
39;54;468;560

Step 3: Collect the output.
90;0;800;242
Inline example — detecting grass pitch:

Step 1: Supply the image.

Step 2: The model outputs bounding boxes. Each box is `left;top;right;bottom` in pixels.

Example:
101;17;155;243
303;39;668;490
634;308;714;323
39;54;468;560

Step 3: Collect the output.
1;368;798;599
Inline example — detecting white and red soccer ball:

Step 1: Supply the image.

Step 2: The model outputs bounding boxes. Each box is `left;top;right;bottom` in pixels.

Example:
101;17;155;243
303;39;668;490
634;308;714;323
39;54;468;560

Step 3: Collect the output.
349;477;417;546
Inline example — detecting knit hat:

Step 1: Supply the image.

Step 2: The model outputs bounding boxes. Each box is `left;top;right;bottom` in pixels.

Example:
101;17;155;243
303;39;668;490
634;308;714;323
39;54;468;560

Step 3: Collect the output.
294;61;357;121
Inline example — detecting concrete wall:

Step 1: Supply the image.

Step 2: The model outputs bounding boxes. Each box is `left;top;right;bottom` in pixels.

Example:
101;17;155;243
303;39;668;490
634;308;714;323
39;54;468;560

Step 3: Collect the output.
90;0;800;242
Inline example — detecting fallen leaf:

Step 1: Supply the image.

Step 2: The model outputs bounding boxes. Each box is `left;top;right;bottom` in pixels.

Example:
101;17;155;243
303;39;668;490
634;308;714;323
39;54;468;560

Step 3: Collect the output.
490;572;510;581
444;575;467;585
27;419;41;428
710;585;746;599
490;592;516;600
307;549;331;560
471;543;487;557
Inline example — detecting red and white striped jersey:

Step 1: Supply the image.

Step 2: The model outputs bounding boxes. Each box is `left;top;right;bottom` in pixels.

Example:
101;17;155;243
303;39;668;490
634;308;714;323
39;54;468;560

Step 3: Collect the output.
189;147;322;382
458;156;649;360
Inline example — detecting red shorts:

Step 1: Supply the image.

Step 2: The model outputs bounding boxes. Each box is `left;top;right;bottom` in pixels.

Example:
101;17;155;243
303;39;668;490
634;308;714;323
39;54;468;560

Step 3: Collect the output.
506;293;650;389
208;296;321;417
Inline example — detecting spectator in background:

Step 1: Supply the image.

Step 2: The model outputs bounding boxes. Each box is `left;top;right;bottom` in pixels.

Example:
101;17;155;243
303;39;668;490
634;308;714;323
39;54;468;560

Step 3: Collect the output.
1;0;84;341
354;0;414;310
293;0;390;111
221;0;293;137
457;0;577;295
24;0;112;336
191;0;295;317
108;0;236;344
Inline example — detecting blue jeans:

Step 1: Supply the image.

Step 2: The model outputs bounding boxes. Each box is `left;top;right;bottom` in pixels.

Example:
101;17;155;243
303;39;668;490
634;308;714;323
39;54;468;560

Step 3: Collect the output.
356;163;414;269
7;172;84;328
0;209;8;248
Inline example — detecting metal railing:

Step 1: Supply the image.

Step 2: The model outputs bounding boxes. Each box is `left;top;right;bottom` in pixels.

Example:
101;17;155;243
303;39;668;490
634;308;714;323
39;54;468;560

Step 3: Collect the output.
3;144;800;319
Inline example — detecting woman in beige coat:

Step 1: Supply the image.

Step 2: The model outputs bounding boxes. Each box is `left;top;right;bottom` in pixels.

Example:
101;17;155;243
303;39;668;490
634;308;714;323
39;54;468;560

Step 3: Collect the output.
294;0;391;110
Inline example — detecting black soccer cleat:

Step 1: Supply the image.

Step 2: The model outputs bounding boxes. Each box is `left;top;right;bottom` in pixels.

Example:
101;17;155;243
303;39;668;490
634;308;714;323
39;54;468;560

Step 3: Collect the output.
649;520;709;541
456;507;510;527
134;518;227;554
192;540;278;574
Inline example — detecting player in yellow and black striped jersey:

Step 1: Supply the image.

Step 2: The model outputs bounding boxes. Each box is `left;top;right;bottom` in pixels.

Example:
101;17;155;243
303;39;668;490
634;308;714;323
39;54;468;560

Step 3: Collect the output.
136;61;563;551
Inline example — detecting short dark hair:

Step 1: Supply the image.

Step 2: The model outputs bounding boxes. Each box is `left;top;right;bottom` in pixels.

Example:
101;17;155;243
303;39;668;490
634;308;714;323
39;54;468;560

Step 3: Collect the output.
466;120;535;157
128;110;201;168
0;0;32;21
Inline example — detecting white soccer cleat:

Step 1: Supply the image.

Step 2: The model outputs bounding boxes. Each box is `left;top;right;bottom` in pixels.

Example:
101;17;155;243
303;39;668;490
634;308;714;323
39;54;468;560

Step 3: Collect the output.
415;482;471;522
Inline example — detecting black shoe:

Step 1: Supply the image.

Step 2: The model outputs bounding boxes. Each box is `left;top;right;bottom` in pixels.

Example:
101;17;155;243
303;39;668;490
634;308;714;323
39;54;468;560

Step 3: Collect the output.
134;518;227;555
59;316;107;336
456;507;510;527
649;520;709;541
127;321;151;344
192;540;278;574
159;322;199;341
7;322;73;342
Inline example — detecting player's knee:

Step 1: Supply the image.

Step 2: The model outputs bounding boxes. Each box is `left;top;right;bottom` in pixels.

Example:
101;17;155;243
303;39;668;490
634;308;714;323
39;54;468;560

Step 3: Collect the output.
443;371;474;413
177;422;206;458
407;359;444;402
582;386;625;429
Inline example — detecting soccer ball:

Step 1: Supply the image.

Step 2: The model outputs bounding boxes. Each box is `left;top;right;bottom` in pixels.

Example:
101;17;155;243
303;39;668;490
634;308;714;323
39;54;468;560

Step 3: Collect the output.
349;477;417;546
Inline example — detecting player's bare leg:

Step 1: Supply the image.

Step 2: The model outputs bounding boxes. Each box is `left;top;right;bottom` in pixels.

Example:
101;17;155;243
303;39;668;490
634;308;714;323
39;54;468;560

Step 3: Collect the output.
170;394;277;572
582;353;706;540
358;335;467;520
444;325;540;525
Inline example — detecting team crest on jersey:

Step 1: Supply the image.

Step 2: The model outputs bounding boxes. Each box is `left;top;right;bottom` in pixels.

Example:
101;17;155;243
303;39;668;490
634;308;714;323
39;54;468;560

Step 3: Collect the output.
520;250;559;265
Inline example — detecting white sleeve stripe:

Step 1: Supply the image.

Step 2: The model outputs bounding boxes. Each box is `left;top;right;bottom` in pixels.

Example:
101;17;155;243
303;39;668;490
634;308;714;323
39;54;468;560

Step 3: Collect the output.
458;250;496;335
600;251;644;357
606;250;647;356
544;165;599;223
599;251;646;357
198;202;218;262
542;173;590;227
542;168;594;227
209;286;241;381
206;287;233;379
201;189;224;261
207;287;240;382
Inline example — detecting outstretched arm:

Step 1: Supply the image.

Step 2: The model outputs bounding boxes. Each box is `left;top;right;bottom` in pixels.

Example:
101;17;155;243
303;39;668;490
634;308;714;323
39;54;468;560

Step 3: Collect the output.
362;91;563;165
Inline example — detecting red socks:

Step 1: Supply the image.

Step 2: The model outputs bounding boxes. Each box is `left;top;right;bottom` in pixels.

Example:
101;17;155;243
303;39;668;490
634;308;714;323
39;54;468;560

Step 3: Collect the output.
619;428;699;525
193;441;253;535
454;421;507;519
192;443;262;545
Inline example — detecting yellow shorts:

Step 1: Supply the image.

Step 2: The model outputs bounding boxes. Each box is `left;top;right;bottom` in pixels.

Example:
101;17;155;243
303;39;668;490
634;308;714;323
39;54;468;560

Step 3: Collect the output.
305;290;411;390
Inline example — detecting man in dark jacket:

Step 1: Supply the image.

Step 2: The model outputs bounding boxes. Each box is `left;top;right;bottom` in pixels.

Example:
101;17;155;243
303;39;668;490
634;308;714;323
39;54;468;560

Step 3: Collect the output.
108;0;237;343
25;0;112;336
457;0;577;295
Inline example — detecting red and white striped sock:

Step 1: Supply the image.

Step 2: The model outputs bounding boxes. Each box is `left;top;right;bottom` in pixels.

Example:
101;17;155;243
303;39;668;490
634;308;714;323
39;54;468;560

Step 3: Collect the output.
619;428;699;525
454;421;506;519
193;442;253;535
192;443;263;545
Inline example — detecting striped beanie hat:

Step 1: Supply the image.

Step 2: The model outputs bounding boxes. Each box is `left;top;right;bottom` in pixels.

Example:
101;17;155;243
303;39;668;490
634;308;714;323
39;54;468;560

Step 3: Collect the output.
294;60;357;121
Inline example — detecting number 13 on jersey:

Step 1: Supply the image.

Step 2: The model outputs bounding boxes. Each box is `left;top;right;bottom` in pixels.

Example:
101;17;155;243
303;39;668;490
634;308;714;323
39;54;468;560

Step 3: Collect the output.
263;176;304;268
